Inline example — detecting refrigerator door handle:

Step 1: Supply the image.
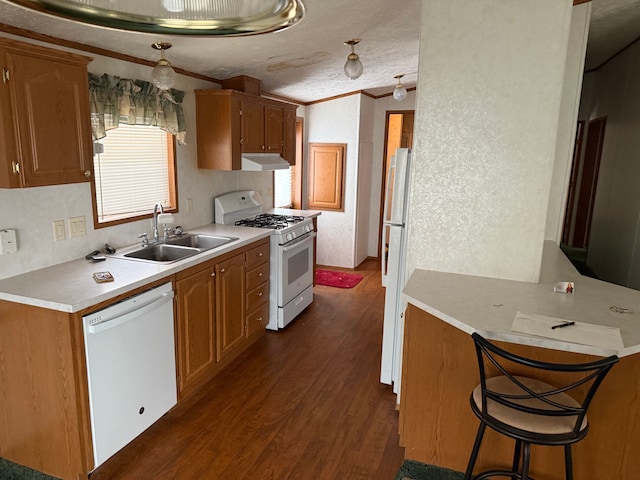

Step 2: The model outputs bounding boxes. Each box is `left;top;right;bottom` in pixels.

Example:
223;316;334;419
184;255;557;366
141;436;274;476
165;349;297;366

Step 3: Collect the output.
381;157;397;287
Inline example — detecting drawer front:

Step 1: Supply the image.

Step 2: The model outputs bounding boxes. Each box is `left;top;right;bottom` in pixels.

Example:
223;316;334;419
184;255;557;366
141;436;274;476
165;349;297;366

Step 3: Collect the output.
246;262;270;291
247;302;269;337
246;282;269;311
246;241;270;269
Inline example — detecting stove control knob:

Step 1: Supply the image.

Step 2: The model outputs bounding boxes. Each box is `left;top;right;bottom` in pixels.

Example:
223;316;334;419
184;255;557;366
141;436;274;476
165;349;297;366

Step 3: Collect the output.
304;225;311;233
286;233;293;242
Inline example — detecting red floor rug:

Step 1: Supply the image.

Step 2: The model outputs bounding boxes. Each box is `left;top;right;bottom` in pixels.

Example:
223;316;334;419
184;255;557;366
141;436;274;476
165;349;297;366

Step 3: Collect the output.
315;269;363;288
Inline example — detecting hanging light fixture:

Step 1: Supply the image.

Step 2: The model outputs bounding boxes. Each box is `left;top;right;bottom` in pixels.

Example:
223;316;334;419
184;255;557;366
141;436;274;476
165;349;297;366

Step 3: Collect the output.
393;74;408;101
4;0;305;36
343;39;364;80
151;42;176;90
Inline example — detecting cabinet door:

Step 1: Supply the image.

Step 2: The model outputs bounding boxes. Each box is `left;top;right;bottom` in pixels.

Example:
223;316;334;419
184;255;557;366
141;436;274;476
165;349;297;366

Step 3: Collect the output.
264;105;284;154
175;266;216;394
7;49;92;187
282;106;297;164
240;98;264;153
216;252;246;361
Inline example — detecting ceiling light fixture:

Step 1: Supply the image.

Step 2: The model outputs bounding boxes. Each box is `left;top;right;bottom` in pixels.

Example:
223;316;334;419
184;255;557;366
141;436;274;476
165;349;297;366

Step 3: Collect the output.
4;0;305;36
344;39;363;80
393;74;408;101
151;42;176;91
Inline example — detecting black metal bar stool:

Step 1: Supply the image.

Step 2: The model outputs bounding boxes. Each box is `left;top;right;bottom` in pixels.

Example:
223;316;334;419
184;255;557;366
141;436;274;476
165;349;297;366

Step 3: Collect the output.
464;332;618;480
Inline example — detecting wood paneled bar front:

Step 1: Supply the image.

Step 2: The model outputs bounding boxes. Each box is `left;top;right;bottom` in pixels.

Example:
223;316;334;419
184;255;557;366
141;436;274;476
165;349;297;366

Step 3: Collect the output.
399;242;640;480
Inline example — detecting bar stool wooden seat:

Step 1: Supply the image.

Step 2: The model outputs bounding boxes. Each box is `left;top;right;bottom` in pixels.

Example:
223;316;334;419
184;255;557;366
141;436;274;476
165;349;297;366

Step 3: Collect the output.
464;332;618;480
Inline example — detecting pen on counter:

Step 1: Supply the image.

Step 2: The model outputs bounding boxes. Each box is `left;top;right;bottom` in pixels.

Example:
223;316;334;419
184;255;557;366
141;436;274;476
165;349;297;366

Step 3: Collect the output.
551;321;575;330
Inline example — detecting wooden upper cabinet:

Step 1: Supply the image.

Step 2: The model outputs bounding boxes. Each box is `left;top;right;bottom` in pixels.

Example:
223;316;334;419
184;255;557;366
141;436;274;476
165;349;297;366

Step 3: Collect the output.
241;98;265;153
264;104;284;155
195;88;297;170
0;37;93;188
308;143;347;211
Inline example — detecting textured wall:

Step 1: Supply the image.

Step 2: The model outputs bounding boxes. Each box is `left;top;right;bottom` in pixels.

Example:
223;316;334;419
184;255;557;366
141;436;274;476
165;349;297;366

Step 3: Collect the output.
307;95;361;268
545;2;591;243
405;0;573;283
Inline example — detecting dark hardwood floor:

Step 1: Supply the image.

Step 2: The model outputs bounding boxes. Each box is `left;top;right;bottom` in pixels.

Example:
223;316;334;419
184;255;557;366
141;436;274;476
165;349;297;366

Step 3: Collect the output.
89;259;405;480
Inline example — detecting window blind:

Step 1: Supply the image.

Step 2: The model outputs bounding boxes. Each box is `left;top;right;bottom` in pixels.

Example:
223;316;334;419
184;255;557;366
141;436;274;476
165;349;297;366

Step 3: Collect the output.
94;124;171;222
273;167;293;208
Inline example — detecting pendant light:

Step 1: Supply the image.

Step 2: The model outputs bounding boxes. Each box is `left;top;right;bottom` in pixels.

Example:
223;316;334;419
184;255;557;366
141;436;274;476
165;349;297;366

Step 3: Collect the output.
344;39;364;80
393;74;408;101
151;42;176;91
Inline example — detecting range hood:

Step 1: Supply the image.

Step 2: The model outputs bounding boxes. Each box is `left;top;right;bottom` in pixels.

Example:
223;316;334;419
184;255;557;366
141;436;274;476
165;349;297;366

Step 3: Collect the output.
241;153;290;171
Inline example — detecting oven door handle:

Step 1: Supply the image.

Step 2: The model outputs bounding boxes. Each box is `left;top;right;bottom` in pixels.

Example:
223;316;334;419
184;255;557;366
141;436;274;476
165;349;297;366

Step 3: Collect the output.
281;231;316;252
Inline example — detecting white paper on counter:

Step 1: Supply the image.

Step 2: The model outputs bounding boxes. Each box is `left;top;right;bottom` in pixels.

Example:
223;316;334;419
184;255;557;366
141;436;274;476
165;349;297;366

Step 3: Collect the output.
511;311;624;352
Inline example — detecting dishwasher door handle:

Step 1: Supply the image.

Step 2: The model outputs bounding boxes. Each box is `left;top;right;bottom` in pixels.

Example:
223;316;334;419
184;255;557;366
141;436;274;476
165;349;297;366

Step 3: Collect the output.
87;291;174;334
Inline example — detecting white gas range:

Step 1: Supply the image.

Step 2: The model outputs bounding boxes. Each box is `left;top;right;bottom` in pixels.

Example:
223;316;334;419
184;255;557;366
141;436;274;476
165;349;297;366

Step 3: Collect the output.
214;190;316;330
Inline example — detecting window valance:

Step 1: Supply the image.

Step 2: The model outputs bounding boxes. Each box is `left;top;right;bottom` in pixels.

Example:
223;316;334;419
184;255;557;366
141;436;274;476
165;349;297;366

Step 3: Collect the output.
88;72;187;145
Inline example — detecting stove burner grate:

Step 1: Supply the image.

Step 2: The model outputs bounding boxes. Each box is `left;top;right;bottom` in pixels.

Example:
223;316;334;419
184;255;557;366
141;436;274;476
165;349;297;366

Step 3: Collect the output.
235;213;305;230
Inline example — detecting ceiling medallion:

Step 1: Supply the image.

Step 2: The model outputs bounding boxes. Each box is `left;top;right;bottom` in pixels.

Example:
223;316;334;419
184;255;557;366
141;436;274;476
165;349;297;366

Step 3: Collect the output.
5;0;306;36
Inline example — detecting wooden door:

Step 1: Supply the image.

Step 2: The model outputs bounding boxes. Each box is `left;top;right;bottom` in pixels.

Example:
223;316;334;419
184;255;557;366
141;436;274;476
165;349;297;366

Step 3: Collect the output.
7;48;92;187
264;104;284;154
564;117;606;248
240;99;264;153
562;121;585;245
216;253;246;361
176;265;216;395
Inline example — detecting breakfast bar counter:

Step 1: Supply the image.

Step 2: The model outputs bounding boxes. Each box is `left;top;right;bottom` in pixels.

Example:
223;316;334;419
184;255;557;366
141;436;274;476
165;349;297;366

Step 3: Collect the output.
399;241;640;479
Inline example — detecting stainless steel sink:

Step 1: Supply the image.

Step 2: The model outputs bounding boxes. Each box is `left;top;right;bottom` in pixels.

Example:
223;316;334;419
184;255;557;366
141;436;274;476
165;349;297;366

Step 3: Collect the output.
123;244;200;263
166;234;238;250
113;234;239;263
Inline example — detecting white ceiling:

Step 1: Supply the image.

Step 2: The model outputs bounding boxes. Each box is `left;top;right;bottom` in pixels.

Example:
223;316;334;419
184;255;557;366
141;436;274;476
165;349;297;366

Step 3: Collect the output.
0;0;638;103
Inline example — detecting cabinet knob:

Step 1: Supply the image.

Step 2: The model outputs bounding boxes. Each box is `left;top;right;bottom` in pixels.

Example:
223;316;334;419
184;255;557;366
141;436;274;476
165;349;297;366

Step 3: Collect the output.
257;292;263;297
258;272;263;277
84;170;92;178
258;252;263;257
257;317;263;322
219;268;225;273
210;272;215;277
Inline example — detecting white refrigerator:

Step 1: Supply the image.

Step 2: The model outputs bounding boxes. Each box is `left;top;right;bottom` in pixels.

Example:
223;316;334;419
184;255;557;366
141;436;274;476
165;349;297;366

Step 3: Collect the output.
380;148;411;394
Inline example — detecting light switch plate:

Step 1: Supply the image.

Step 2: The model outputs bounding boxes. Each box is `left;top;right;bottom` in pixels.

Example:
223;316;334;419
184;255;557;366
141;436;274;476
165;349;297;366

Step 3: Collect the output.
0;229;17;254
69;216;86;238
53;220;66;241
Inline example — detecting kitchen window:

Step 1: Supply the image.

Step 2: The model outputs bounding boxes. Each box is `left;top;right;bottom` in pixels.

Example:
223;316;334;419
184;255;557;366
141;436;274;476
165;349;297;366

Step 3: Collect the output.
92;123;177;227
274;167;293;208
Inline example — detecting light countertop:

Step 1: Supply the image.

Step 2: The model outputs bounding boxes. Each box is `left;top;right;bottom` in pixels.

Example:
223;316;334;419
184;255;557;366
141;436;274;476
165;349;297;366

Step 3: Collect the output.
403;241;640;357
0;224;271;314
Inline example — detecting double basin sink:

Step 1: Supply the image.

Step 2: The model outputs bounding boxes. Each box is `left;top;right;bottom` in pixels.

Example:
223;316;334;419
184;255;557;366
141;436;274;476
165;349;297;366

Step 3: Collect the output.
115;234;238;263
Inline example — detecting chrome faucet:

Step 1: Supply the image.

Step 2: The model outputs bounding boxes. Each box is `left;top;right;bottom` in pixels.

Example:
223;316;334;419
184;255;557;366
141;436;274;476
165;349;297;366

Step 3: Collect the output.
152;203;164;242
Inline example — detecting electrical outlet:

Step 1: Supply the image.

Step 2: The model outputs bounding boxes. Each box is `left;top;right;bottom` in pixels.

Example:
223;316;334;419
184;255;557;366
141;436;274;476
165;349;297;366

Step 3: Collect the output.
53;220;66;241
69;216;86;238
187;197;193;213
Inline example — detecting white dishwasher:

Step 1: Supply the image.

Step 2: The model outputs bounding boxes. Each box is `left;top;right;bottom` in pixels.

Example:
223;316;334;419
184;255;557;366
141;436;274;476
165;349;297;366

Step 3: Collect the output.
82;282;177;469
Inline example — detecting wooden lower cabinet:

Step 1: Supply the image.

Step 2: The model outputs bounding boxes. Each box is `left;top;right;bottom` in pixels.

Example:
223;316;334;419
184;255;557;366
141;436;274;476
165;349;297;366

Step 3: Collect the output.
175;237;270;399
215;252;246;361
0;239;270;480
175;262;216;395
245;241;270;338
